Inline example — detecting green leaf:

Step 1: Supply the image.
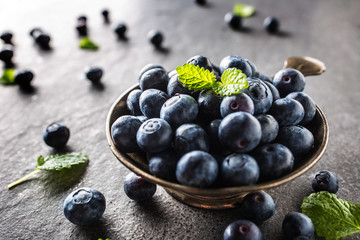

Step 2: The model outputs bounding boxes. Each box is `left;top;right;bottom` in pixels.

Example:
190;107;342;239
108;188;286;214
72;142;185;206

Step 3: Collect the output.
213;68;249;97
37;152;89;171
301;191;360;240
79;37;99;50
233;3;255;18
176;63;216;92
0;69;16;85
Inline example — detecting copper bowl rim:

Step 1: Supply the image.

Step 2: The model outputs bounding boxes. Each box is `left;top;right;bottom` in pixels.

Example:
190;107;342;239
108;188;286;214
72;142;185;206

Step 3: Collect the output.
106;84;329;197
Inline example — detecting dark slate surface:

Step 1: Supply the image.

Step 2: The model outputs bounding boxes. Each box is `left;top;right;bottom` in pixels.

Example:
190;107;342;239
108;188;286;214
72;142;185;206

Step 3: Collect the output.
1;0;359;239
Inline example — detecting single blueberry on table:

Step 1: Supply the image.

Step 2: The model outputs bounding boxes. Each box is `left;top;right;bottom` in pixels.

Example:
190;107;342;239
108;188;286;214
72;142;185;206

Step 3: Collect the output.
220;153;259;186
224;12;242;30
35;33;51;50
218;112;262;153
264;16;280;34
219;55;252;77
76;21;88;37
223;219;263;240
43;123;70;148
139;89;169;118
174;123;209;156
240;191;275;223
220;93;254;118
186;55;213;72
160;94;198;129
311;170;339;194
269;98;304;126
136;118;173;153
176;150;218;188
14;70;34;88
63;188;106;226
126;89;143;116
114;23;127;39
139;67;169;92
198;89;222;120
251;143;294;181
101;9;110;24
273;68;306;97
286;92;316;125
149;150;179;182
242;78;273;114
77;15;87;22
124;172;157;201
148;30;164;48
0;44;14;62
86;67;103;83
111;115;142;153
0;32;13;45
282;212;314;240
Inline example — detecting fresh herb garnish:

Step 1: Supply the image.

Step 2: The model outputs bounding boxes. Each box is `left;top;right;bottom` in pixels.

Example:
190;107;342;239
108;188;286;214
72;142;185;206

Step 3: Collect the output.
0;69;16;85
8;152;89;189
233;3;255;18
176;63;248;97
301;191;360;240
79;37;99;50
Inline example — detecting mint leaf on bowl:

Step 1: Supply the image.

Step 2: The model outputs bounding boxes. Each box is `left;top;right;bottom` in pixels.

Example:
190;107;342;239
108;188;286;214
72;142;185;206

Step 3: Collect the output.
301;191;360;240
8;152;89;189
233;3;255;18
79;37;99;50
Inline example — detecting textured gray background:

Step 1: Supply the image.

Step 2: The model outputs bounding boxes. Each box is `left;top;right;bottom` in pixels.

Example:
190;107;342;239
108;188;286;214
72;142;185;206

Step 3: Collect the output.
0;0;359;239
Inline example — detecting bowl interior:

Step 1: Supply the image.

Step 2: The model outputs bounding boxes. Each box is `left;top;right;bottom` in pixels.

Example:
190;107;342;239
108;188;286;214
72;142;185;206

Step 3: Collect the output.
106;84;329;209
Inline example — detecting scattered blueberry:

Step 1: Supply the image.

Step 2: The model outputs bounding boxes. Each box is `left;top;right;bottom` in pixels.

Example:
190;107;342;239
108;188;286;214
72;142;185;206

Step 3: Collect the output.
101;9;110;24
43;123;70;148
282;212;314;240
77;15;87;22
224;12;242;30
14;70;34;88
223;219;263;240
86;67;103;83
126;89;143;116
63;188;106;226
114;23;127;39
139;89;169;118
264;16;280;34
240;191;275;223
0;32;13;45
35;33;51;50
111;115;142;152
311;170;339;193
76;21;88;37
0;44;14;63
273;68;306;97
124;172;157;201
148;30;164;48
174;123;209;156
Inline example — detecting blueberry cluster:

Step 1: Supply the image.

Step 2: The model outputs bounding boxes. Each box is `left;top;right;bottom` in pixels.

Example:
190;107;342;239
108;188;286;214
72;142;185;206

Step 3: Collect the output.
111;55;317;189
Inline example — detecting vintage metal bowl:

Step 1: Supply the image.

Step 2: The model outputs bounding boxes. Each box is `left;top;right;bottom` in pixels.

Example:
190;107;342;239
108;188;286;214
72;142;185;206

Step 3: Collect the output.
106;84;329;209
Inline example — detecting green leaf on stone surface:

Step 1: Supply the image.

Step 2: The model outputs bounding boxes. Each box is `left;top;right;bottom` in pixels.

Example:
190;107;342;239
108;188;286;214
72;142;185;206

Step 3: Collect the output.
301;191;360;240
176;63;216;92
79;37;99;50
233;3;255;18
213;68;248;97
8;152;89;189
0;68;16;85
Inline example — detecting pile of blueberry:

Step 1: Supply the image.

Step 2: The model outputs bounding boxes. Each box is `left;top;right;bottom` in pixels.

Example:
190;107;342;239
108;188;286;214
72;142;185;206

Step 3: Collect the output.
111;54;317;190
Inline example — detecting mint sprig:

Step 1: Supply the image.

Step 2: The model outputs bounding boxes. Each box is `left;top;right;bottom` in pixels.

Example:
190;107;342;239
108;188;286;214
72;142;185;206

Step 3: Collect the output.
0;69;16;85
301;191;360;240
176;63;248;97
8;152;89;189
233;3;255;18
79;37;99;50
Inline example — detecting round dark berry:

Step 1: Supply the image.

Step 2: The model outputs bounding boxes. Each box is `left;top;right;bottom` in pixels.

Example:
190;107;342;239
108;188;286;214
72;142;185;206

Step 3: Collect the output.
101;9;110;23
0;45;14;62
282;212;314;240
35;33;51;49
0;32;13;45
14;70;34;88
223;219;263;240
77;15;87;22
264;16;280;34
148;30;163;48
86;67;103;83
240;191;275;223
76;22;88;37
124;172;157;201
114;23;127;38
43;123;70;148
224;12;242;30
311;170;339;194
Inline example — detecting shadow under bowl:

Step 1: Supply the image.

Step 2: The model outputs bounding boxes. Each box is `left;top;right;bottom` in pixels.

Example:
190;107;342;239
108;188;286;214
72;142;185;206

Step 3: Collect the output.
106;84;329;209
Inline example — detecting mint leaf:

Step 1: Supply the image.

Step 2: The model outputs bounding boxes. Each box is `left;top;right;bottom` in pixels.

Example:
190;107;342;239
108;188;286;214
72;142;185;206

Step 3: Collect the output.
213;68;249;97
176;63;216;92
8;152;89;189
301;191;360;240
79;37;99;50
233;3;255;18
0;69;16;85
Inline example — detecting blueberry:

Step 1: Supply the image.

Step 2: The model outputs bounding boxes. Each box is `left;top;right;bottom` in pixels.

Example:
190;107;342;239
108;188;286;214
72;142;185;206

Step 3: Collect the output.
126;89;143;116
0;32;13;45
139;67;169;92
282;212;314;240
269;98;304;126
111;115;142;152
35;33;51;50
43;123;70;148
86;67;103;83
148;30;163;48
136;118;173;153
76;21;88;37
220;153;259;186
176;150;218;188
160;94;198;129
258;73;272;83
101;9;110;24
198;89;222;120
114;23;127;39
255;114;279;144
63;188;106;226
276;125;314;157
219;55;252;77
206;119;232;156
174;123;209;156
220;93;254;118
14;70;34;88
242;78;273;114
273;68;306;97
223;219;263;240
263;80;280;101
167;74;197;97
77;16;87;22
186;55;213;72
139;89;169;118
218;112;262;153
138;64;165;80
224;12;242;30
251;143;294;181
124;172;156;201
264;16;280;34
240;191;275;223
286;92;316;125
149;150;179;182
0;44;14;62
194;0;206;6
311;170;339;193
